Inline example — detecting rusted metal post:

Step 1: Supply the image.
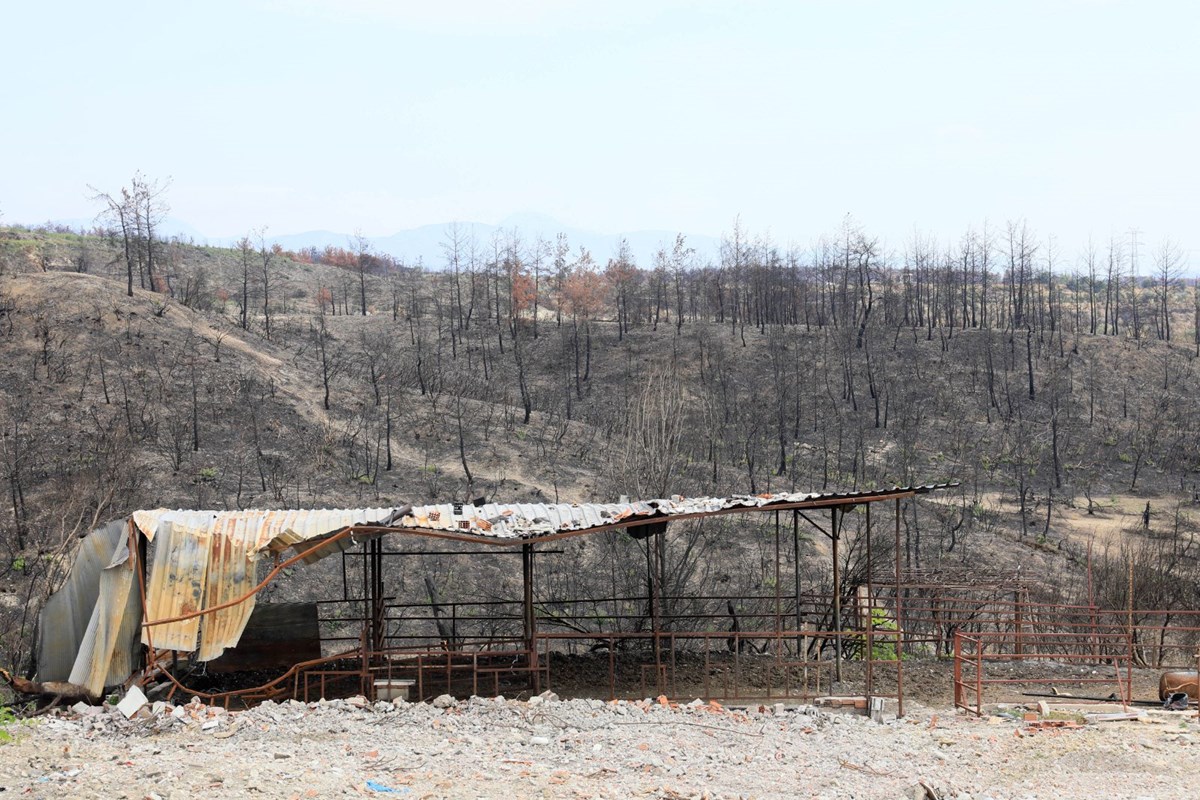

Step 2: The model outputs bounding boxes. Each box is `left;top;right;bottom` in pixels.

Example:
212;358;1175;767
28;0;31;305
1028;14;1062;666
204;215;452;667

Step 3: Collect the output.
865;503;873;702
953;633;962;709
341;548;349;601
933;594;943;656
832;507;842;683
1127;559;1135;674
358;624;368;698
370;538;385;655
1013;589;1023;661
774;511;782;640
1087;541;1098;661
522;543;539;691
793;509;802;656
360;538;370;682
656;531;667;685
895;497;905;718
975;637;983;715
646;536;663;693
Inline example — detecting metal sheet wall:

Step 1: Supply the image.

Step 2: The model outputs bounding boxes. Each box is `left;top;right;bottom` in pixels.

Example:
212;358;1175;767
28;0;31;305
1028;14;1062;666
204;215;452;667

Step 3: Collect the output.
68;532;141;695
36;520;126;683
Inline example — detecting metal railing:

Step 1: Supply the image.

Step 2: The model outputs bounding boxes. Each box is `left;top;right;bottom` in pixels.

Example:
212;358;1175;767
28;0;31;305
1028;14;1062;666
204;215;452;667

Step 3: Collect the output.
952;630;1134;715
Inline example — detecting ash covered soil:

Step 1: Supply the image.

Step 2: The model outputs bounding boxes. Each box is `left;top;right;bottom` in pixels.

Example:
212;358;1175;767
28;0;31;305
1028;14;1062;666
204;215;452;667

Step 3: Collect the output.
3;695;1200;800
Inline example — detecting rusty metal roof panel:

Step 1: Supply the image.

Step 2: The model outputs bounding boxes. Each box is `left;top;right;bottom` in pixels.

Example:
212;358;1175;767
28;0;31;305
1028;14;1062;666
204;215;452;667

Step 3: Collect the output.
132;509;219;541
144;508;398;549
197;518;256;662
160;508;398;661
130;508;398;661
40;508;401;688
142;519;212;652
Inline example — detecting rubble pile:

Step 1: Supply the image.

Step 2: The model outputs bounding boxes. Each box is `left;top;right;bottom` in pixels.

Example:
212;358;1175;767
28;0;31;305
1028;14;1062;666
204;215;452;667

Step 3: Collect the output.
1;690;1199;799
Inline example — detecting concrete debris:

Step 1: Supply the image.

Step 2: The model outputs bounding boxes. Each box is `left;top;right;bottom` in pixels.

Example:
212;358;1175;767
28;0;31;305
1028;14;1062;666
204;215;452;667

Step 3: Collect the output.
4;694;1194;798
1086;712;1144;723
1024;719;1084;732
116;685;147;719
71;701;102;717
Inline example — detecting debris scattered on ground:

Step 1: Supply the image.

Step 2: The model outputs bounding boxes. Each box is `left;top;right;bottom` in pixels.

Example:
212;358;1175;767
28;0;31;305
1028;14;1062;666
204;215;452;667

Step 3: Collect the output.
1;694;1198;798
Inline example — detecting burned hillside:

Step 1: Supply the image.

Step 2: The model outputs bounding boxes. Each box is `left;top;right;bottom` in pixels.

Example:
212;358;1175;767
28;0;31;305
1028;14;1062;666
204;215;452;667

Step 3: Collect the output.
2;224;1200;677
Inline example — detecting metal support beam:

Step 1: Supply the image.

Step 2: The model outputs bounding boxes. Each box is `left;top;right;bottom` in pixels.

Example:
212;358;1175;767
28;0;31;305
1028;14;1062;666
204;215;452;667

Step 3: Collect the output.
522;543;539;692
832;506;842;683
649;535;664;693
774;511;782;637
865;502;873;702
793;510;802;656
370;538;384;654
895;496;905;718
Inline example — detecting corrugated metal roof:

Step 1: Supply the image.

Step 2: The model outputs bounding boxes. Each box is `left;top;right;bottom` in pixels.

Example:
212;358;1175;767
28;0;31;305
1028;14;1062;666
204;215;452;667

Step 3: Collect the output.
142;519;211;651
397;484;955;541
139;509;398;660
192;509;397;661
39;508;402;692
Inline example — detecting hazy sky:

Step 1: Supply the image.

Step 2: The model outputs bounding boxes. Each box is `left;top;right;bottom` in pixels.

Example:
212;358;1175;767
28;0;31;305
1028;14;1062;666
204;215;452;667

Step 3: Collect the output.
2;0;1196;262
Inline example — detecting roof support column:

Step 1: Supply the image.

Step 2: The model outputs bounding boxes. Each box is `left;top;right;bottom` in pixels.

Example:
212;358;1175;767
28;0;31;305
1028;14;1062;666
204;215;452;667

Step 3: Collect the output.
895;496;905;718
865;502;873;703
645;533;664;695
774;511;782;640
832;506;842;683
793;510;802;657
369;538;384;655
522;543;539;692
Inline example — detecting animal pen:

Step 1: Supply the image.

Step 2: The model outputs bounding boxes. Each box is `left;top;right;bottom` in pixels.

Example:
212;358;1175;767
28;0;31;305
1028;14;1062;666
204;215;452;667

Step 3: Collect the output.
36;482;1200;715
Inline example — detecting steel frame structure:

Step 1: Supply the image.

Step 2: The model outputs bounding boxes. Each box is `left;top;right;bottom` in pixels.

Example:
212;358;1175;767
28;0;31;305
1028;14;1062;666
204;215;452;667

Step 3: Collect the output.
132;481;1200;718
136;490;950;713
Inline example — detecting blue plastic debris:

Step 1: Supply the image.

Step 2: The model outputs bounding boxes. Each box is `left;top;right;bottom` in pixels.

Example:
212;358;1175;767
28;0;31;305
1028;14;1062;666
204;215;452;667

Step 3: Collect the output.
365;779;408;794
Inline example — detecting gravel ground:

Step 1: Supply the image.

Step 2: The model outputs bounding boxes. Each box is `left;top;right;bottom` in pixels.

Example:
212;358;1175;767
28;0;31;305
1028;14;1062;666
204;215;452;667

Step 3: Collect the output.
2;694;1199;800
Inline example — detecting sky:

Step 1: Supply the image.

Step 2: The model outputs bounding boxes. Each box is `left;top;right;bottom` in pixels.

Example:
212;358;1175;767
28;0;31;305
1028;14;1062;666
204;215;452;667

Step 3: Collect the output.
1;0;1196;265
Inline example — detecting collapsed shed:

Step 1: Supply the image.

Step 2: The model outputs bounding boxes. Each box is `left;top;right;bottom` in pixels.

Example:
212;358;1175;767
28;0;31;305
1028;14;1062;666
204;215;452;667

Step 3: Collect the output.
37;484;955;710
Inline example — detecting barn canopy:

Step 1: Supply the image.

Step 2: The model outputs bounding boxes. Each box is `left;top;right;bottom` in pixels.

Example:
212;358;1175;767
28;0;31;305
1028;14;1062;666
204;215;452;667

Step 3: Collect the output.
37;485;953;695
